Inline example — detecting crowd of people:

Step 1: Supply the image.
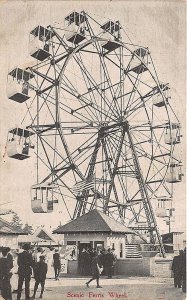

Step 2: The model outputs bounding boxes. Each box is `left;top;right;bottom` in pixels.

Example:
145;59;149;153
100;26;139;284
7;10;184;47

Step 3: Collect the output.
0;244;61;300
0;244;117;298
84;248;116;288
79;247;116;279
0;244;186;299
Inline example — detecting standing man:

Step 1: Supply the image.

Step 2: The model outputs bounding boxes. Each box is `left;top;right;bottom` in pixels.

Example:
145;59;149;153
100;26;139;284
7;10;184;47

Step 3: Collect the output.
111;248;117;276
0;247;13;300
32;256;48;299
17;244;33;300
105;248;115;279
171;250;183;288
6;247;14;270
182;248;186;293
53;249;61;280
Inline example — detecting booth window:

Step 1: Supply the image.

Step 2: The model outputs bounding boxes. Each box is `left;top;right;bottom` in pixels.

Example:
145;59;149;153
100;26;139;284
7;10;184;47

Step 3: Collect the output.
120;243;123;258
67;241;76;245
94;241;104;249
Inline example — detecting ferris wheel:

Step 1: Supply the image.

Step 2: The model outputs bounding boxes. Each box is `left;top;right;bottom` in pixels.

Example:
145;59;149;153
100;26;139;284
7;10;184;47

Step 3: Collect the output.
6;11;183;256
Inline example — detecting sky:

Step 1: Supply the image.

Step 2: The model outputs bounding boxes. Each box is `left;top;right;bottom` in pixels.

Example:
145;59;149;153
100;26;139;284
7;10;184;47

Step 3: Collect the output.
0;1;186;232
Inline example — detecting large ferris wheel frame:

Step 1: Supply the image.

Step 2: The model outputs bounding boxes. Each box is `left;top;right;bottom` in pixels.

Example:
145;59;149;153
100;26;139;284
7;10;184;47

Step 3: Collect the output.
10;11;181;257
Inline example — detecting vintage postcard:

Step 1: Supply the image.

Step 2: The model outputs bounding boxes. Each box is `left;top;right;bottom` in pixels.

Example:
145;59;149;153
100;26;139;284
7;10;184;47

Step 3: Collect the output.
0;1;186;300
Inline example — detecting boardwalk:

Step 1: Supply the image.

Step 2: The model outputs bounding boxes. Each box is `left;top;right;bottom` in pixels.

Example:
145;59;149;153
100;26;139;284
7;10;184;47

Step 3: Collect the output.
11;276;186;300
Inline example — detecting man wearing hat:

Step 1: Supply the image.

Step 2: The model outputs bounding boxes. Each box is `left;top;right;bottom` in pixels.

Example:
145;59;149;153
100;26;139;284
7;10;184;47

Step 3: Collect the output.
182;247;186;293
171;250;184;288
17;244;33;300
53;249;61;280
0;247;13;300
32;255;48;299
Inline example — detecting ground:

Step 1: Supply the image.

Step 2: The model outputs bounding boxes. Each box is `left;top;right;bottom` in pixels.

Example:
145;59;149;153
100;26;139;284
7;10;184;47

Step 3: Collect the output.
11;276;186;300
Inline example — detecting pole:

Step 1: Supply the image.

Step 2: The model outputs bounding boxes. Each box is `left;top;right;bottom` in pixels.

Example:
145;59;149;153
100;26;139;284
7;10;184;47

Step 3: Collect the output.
168;209;172;233
169;214;171;233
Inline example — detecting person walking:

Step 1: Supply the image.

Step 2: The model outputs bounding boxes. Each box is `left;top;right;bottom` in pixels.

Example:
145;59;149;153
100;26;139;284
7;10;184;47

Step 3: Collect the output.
85;252;103;288
0;247;13;300
32;256;48;299
17;244;33;300
53;249;61;280
171;250;183;288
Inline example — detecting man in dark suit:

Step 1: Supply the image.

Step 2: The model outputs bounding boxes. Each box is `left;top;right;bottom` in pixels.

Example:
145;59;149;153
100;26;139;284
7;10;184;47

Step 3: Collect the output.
0;247;13;300
53;249;61;280
182;248;186;293
171;250;183;288
32;255;48;299
104;248;115;278
17;244;33;300
6;247;14;270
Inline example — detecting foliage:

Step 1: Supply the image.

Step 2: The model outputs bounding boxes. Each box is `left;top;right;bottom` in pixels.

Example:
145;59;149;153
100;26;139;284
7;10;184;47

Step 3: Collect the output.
22;223;34;234
10;212;23;229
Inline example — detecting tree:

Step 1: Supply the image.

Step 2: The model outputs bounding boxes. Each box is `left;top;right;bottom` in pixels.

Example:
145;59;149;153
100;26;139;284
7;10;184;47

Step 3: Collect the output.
22;223;34;235
10;212;23;229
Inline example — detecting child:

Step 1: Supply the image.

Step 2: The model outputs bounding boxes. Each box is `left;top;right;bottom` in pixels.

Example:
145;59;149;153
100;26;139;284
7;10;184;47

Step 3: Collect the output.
32;255;48;299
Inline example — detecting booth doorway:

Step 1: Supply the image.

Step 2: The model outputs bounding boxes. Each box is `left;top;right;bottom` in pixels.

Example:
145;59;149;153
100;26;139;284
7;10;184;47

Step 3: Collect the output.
94;241;104;250
78;242;92;253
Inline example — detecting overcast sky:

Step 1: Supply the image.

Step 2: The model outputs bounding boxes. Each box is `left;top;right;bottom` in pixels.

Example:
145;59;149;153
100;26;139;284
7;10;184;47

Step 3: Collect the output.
0;1;185;232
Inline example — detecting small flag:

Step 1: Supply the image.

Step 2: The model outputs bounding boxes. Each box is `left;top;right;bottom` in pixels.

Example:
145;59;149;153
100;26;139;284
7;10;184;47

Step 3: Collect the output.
71;175;95;194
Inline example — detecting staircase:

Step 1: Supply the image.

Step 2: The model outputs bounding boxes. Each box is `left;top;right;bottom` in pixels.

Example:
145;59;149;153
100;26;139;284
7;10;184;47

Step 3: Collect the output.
125;244;142;258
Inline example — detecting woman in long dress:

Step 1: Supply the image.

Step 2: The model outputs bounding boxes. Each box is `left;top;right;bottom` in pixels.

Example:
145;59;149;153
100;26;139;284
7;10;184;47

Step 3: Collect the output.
46;248;54;279
11;249;20;292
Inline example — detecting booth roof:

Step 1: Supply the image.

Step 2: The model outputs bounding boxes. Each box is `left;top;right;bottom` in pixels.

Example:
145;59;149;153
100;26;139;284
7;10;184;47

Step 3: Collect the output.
53;209;134;234
0;217;25;235
161;232;184;237
18;234;42;243
33;227;58;243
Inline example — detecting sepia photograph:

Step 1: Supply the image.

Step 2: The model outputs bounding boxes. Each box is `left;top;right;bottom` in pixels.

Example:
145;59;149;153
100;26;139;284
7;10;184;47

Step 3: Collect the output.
0;1;186;300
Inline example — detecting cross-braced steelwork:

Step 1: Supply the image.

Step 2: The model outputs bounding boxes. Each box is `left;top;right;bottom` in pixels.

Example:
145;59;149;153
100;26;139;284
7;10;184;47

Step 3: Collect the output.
6;11;183;257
